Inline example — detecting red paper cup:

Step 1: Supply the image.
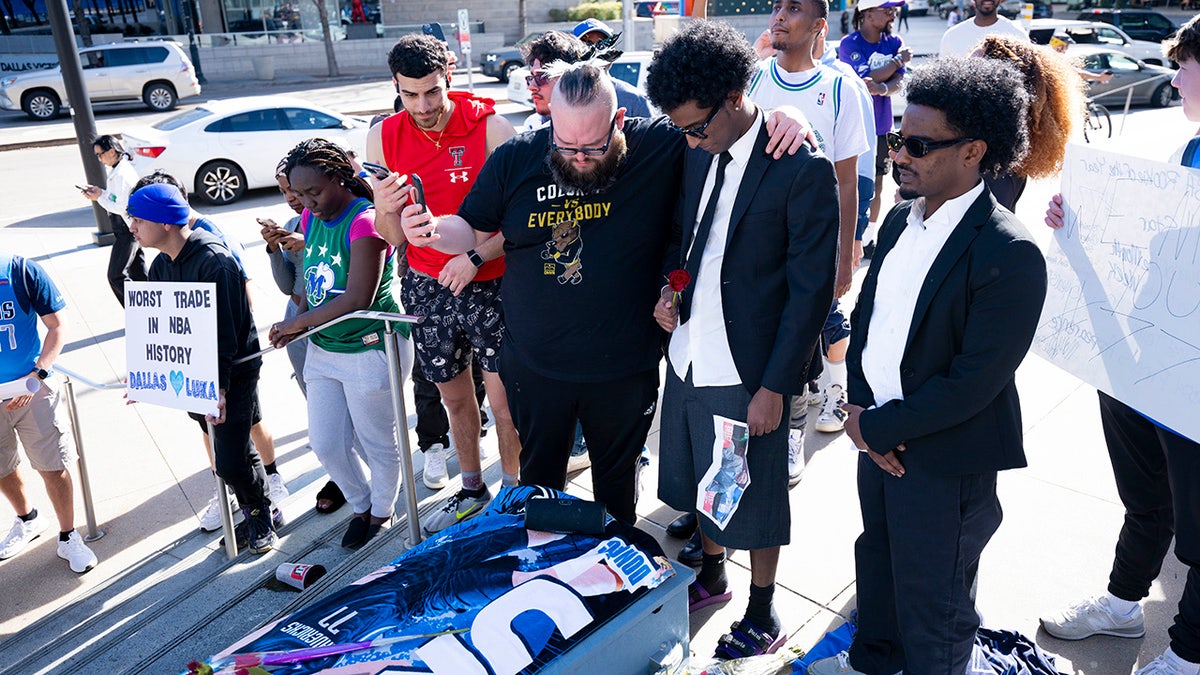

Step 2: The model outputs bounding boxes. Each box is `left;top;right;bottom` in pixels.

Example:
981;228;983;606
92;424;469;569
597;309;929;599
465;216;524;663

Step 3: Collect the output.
276;562;327;590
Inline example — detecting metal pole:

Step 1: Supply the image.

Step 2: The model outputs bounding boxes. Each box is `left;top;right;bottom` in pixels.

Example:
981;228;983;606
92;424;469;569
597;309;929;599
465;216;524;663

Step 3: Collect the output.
206;420;239;559
45;0;111;243
1121;85;1134;136
383;322;421;545
61;377;105;542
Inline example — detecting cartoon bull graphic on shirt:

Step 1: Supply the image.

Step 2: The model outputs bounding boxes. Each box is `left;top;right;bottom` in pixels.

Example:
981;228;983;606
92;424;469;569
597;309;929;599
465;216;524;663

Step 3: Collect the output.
541;219;583;285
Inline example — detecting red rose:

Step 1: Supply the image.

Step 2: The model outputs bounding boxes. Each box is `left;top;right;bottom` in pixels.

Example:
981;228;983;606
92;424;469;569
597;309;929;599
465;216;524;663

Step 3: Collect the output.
667;269;691;293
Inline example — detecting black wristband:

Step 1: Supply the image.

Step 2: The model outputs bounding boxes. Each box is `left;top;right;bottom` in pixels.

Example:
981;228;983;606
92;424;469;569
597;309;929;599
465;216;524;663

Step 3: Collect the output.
466;249;485;268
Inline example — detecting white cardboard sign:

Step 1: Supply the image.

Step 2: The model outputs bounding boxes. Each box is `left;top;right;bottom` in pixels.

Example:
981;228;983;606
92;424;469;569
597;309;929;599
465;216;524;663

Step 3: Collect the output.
1031;144;1200;441
125;281;220;417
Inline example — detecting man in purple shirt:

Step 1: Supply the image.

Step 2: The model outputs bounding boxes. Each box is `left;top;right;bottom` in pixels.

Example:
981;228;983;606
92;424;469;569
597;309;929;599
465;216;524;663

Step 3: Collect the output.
839;0;911;227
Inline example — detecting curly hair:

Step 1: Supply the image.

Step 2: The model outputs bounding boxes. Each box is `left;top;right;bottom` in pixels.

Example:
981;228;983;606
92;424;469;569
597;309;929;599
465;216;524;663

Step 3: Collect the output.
133;169;189;201
283;138;373;202
645;20;758;113
1165;13;1200;64
976;35;1084;179
522;30;587;68
904;57;1030;179
387;34;448;80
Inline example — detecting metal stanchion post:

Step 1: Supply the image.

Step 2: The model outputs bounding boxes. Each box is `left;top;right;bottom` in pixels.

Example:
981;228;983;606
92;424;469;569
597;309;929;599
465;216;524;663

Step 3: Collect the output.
206;420;239;559
61;376;105;542
383;322;421;546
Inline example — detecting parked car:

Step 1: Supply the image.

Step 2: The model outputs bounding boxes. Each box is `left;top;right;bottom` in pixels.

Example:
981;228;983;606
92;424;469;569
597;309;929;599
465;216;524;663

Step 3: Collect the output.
0;41;201;121
121;96;369;205
906;0;930;16
998;0;1053;19
1030;19;1167;65
481;32;540;83
507;51;653;109
1075;9;1178;42
1073;46;1178;107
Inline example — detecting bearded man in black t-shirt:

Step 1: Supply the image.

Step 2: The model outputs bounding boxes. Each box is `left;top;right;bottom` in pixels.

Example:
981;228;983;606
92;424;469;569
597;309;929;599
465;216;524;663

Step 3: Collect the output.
392;62;807;524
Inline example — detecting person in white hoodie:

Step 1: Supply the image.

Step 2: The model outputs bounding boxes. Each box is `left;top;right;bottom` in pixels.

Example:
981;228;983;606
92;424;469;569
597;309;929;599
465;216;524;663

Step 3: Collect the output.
81;135;145;305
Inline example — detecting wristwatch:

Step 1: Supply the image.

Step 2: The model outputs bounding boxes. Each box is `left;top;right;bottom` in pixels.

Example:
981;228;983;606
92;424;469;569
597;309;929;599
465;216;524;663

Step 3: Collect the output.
34;367;51;380
466;249;485;269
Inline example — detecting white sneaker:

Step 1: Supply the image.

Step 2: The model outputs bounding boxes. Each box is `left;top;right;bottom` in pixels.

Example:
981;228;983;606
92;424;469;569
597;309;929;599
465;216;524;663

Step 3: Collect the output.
815;384;848;433
0;513;48;560
198;488;241;532
807;382;823;407
267;473;289;506
566;442;591;473
1135;650;1200;675
57;531;98;573
787;426;806;487
1039;595;1145;640
808;651;868;675
423;443;448;490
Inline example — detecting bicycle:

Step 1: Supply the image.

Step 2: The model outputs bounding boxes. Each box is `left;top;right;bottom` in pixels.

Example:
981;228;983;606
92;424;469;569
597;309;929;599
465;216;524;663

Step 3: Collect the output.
1083;97;1112;143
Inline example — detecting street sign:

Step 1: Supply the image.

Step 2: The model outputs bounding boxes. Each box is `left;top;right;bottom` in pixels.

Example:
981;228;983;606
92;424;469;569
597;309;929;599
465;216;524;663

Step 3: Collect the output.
457;9;471;54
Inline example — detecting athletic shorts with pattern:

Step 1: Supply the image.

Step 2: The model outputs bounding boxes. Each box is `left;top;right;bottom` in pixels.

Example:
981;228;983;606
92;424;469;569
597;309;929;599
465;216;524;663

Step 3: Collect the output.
400;270;503;384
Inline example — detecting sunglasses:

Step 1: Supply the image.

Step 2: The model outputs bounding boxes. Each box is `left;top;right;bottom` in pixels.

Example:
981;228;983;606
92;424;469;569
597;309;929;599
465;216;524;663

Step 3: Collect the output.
525;69;551;88
666;102;723;140
550;116;617;157
886;131;977;158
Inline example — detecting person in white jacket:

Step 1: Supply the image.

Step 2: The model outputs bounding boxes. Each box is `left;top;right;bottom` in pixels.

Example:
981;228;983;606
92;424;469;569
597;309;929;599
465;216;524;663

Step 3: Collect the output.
81;135;146;305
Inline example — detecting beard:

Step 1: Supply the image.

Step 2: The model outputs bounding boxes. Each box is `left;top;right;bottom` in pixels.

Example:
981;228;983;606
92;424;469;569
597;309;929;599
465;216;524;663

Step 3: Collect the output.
545;131;628;196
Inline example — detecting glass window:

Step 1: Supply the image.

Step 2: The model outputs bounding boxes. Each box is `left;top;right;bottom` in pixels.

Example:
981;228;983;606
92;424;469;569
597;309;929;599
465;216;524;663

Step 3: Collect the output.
215;109;284;132
137;47;169;64
609;62;641;87
1095;27;1125;45
155;108;214;131
1144;14;1172;30
1081;53;1107;70
81;51;104;69
103;49;141;67
282;107;343;130
1109;54;1140;71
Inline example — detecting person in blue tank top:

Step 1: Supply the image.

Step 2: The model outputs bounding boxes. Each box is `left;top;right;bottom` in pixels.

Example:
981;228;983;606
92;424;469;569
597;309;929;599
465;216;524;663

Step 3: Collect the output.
0;253;99;573
1041;16;1200;675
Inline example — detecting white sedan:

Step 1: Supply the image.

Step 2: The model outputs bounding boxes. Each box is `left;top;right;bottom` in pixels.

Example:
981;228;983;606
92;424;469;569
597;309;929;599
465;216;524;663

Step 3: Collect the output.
122;96;369;205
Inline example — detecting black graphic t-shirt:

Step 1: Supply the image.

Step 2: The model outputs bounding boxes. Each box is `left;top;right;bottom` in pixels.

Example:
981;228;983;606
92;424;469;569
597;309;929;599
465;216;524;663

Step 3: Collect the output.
459;116;685;382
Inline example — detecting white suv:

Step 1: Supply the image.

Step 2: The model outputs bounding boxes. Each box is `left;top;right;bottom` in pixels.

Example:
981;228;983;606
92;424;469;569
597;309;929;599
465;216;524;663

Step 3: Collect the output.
0;41;201;121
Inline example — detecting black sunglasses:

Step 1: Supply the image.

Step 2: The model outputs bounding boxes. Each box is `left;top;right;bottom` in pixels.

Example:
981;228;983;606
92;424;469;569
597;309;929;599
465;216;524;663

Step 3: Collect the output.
886;131;977;158
525;69;551;88
667;102;723;140
550;116;617;157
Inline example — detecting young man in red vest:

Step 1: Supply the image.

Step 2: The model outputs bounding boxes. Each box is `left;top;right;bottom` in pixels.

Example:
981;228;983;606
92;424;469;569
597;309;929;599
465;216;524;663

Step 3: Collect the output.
367;34;519;535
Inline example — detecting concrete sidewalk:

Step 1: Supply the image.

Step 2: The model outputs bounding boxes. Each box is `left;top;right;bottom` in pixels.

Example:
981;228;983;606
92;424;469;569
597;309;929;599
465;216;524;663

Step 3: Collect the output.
0;105;1195;672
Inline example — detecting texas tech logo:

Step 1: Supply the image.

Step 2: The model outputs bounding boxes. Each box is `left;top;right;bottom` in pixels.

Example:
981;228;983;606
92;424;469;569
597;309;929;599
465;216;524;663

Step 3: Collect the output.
449;146;466;167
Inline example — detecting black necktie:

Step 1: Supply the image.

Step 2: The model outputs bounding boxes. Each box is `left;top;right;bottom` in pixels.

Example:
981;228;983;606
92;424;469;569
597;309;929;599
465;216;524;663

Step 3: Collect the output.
680;151;733;324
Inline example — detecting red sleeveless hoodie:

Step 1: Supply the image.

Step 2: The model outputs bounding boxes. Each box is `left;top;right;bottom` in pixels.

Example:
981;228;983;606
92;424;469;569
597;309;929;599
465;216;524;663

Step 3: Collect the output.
381;91;504;281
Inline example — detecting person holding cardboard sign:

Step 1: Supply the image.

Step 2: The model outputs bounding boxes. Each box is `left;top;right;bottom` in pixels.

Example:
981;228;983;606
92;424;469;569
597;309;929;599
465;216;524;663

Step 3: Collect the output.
127;183;277;555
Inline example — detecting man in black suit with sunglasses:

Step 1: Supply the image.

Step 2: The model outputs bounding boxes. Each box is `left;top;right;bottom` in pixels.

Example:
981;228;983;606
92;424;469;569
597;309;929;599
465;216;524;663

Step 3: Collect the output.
809;58;1047;675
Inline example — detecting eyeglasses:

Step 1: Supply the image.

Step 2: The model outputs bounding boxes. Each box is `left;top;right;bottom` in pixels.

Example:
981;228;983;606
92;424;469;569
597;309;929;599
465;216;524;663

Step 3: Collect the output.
525;69;551;88
666;102;723;140
886;131;977;158
870;6;899;15
550;116;617;157
94;150;107;158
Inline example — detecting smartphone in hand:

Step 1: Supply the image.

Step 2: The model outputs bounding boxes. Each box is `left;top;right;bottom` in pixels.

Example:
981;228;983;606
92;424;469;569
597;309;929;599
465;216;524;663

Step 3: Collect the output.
409;173;426;213
422;22;446;43
361;162;391;180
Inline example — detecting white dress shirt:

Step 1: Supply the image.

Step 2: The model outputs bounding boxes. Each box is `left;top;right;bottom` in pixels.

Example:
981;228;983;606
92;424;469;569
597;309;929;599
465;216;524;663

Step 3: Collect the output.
861;180;985;408
669;111;763;387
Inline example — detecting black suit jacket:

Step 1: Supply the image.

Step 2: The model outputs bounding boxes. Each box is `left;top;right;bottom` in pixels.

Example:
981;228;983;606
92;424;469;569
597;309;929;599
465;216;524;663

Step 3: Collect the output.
847;188;1048;476
664;123;839;396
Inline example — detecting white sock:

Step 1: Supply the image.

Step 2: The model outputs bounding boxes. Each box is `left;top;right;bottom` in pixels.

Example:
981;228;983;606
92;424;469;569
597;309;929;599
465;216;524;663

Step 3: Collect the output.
1105;592;1140;616
1165;647;1200;674
824;358;847;392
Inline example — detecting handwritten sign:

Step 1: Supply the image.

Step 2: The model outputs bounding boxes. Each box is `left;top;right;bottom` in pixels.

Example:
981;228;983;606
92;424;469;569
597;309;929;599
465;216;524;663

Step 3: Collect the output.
125;281;220;417
1031;144;1200;441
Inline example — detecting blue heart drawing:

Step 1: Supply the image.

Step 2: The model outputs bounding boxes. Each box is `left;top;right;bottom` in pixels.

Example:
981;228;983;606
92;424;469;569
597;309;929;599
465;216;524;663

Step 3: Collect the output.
169;370;184;396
